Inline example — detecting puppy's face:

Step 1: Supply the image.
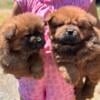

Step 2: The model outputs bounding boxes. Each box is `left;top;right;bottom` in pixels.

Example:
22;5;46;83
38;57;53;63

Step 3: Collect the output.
47;6;97;55
0;13;45;77
2;13;45;55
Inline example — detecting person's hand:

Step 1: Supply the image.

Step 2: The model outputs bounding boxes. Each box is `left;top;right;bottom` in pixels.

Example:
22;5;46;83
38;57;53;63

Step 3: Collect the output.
12;1;22;16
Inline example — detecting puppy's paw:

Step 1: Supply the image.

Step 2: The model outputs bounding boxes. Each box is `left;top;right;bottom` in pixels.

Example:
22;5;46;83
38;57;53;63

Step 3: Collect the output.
59;66;72;84
31;65;44;79
29;54;44;79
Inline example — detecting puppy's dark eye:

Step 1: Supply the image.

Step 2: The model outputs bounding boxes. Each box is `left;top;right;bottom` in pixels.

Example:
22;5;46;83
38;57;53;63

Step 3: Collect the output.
32;31;44;36
51;24;57;28
79;25;86;29
78;21;92;29
22;33;33;42
50;22;64;28
79;25;92;30
23;34;31;40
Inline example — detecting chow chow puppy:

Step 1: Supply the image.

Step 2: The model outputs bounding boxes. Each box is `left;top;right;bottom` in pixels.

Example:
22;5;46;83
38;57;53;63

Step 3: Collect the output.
47;6;100;100
0;13;45;78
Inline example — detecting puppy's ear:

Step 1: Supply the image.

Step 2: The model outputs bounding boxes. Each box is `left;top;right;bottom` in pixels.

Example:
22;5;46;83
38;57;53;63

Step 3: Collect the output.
45;13;56;26
78;13;97;29
87;13;97;26
93;27;100;38
4;24;17;40
45;13;53;23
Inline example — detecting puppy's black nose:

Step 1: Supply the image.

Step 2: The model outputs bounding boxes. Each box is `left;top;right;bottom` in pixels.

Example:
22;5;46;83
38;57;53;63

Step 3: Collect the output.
36;37;45;48
64;30;77;37
67;30;73;36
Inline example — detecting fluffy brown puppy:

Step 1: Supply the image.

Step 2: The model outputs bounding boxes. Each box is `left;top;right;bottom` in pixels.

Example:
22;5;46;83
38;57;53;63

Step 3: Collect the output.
0;13;45;78
47;6;100;100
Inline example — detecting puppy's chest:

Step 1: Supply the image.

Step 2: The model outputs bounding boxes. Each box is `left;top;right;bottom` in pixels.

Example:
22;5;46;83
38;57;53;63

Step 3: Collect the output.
55;55;82;85
54;47;99;68
54;52;85;68
54;51;100;85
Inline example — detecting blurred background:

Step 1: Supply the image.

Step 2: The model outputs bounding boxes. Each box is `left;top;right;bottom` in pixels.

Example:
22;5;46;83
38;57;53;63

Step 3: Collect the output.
0;0;100;23
0;0;12;23
96;0;100;4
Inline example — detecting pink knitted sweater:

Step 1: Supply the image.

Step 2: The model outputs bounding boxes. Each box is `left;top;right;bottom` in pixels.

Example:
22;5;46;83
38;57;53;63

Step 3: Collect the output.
16;0;93;17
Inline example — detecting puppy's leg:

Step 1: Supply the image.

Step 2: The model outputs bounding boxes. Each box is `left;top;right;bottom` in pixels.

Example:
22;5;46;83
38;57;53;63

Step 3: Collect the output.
82;77;96;100
75;78;85;100
29;53;44;79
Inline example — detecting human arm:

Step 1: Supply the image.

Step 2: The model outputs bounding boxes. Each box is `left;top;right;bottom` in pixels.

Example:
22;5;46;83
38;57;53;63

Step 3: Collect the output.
88;0;100;28
12;1;22;16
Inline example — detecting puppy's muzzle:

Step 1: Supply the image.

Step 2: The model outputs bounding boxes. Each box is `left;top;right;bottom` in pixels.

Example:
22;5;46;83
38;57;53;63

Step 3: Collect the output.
60;25;80;45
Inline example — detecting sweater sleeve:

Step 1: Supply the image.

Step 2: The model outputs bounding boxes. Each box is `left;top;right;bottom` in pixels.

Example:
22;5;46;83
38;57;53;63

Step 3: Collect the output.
15;0;27;12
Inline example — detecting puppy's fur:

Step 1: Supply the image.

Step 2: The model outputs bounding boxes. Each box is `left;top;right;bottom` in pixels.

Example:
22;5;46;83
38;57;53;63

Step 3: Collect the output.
0;13;45;78
47;6;100;100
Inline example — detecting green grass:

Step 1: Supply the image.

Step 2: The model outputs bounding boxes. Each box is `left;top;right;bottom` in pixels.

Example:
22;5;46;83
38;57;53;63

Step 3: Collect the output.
97;5;100;18
0;0;12;23
0;0;13;9
0;9;11;23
